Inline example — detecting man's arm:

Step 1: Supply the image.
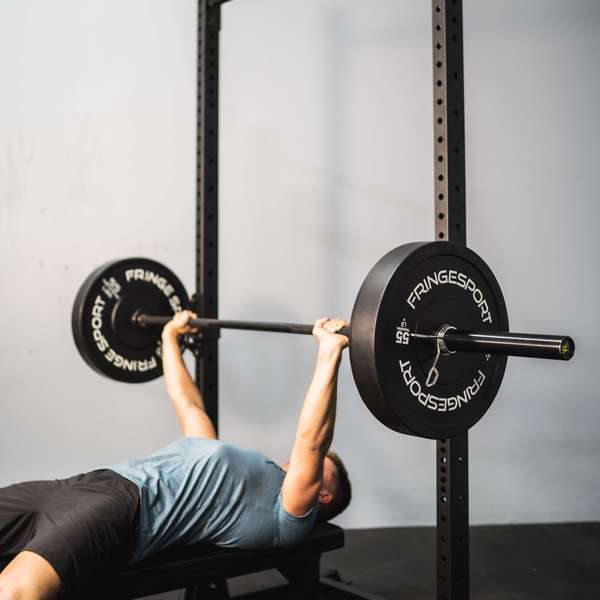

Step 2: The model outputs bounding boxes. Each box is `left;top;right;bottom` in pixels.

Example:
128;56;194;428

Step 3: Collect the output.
161;311;218;439
281;318;348;517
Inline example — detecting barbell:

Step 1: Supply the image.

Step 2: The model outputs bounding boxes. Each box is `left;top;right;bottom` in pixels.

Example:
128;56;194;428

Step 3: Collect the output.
72;242;574;439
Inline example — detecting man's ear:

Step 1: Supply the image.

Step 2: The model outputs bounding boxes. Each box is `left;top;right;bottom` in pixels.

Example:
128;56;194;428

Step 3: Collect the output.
318;490;333;505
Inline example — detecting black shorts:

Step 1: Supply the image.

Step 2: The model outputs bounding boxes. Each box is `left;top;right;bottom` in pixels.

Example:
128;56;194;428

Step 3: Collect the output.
0;469;139;594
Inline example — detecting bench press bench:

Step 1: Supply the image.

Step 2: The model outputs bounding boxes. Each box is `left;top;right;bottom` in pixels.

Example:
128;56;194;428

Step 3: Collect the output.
0;523;344;600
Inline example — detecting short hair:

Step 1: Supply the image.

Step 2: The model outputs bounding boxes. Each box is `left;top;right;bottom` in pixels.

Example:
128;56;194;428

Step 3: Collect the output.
318;450;352;522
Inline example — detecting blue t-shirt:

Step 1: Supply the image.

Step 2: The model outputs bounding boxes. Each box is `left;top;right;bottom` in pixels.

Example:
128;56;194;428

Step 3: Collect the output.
105;438;317;562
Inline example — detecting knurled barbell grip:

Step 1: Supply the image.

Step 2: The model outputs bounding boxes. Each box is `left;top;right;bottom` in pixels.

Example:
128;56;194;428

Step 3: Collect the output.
136;314;351;337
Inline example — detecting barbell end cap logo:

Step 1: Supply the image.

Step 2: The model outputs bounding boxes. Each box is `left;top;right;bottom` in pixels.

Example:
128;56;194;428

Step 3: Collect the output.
560;337;575;361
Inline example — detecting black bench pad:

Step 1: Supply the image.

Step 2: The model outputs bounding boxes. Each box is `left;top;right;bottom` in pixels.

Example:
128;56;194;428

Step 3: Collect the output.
0;523;344;599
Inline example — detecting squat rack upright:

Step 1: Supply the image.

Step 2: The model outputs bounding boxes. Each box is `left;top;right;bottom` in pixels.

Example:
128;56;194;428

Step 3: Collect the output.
194;2;470;599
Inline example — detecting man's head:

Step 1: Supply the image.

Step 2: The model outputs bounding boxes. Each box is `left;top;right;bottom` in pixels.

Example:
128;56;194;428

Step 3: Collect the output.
316;450;352;522
282;451;352;522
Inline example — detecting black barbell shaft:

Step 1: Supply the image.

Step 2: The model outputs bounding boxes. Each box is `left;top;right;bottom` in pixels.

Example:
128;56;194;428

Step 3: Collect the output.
137;313;573;361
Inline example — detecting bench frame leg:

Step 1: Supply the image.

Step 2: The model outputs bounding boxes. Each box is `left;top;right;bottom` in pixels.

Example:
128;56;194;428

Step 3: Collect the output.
278;555;320;599
184;578;229;600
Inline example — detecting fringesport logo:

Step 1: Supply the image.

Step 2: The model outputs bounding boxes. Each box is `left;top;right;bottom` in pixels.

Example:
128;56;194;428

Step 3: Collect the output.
406;269;492;324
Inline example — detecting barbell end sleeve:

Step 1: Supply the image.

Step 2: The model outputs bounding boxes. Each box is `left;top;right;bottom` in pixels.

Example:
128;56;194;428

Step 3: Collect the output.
134;313;173;328
443;331;575;361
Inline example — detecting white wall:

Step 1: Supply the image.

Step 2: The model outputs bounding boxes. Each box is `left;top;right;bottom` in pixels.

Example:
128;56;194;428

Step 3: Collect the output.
1;0;598;588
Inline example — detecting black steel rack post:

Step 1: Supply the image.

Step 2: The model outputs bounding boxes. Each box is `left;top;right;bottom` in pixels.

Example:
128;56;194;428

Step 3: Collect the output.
432;1;469;599
188;2;225;598
196;0;221;433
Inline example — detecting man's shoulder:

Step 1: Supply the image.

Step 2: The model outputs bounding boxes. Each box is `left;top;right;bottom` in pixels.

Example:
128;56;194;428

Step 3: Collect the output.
159;436;222;453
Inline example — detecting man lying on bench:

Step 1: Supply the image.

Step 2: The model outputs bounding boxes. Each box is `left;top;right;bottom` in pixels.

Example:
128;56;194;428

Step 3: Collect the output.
0;314;352;599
